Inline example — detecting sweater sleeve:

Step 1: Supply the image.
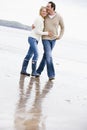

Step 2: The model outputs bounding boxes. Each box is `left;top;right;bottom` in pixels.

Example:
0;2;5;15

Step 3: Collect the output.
58;15;65;39
34;18;48;36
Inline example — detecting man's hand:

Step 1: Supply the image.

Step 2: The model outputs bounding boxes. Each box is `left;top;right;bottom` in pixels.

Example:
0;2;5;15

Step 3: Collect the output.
55;35;60;40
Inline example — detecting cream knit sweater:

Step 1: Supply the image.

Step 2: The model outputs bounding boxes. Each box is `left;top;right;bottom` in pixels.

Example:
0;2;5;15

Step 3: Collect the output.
29;16;48;41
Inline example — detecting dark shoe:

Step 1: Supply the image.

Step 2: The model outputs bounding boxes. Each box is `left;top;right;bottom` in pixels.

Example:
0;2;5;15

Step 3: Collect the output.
35;73;40;77
49;77;55;80
20;72;30;76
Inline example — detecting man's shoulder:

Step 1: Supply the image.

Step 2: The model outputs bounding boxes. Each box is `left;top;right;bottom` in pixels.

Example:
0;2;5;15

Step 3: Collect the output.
56;12;61;17
56;12;63;20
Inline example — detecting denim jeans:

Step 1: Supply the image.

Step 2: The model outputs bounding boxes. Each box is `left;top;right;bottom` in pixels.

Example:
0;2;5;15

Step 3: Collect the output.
37;39;56;78
24;37;38;62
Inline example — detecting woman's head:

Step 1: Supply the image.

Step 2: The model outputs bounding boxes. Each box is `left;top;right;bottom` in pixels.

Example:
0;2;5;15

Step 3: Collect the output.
39;6;47;18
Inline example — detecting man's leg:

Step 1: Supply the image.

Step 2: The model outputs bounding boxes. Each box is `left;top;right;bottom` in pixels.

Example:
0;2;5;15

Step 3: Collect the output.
42;40;56;79
36;54;46;75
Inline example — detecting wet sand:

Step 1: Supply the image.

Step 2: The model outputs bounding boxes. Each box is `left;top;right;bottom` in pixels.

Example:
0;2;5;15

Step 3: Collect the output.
0;26;87;130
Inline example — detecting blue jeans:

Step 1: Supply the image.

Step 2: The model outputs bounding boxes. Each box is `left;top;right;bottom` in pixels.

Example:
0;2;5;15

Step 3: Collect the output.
37;39;56;78
24;37;38;61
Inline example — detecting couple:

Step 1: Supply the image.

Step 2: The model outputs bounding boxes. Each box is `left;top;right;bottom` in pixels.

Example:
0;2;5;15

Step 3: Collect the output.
20;1;64;80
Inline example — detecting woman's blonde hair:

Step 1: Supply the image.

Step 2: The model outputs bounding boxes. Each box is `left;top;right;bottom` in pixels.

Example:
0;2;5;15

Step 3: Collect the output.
39;6;47;15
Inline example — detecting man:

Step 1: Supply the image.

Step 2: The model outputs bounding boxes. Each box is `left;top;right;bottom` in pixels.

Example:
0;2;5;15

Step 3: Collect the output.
36;1;64;80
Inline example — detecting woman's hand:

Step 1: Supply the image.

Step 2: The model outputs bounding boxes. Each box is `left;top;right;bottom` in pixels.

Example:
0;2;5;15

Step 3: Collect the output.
48;31;53;37
32;24;35;29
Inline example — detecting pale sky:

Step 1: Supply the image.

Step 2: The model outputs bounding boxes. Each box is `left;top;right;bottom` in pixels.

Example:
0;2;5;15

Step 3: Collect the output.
0;0;87;41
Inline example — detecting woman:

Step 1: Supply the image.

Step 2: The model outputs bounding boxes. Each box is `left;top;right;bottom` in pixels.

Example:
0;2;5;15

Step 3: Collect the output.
20;6;52;76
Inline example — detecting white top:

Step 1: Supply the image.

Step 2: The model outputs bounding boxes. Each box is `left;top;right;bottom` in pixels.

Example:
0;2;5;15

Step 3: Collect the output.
29;16;48;41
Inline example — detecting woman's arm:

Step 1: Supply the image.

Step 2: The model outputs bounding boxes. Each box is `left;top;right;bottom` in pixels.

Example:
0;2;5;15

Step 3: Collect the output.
33;17;48;35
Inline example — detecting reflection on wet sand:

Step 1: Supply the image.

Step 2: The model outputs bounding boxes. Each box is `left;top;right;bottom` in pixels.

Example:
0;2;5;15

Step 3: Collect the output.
14;75;53;130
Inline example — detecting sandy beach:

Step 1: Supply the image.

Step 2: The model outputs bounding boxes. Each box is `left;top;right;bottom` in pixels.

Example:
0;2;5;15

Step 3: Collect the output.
0;26;87;130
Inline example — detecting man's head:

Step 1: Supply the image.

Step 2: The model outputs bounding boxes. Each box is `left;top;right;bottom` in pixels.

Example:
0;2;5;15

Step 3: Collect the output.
46;1;56;14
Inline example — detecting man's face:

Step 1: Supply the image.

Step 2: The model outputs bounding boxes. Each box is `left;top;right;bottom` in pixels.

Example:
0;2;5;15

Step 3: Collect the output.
46;3;52;14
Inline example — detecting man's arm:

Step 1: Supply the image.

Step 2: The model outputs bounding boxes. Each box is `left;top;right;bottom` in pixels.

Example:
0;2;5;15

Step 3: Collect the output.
58;15;65;39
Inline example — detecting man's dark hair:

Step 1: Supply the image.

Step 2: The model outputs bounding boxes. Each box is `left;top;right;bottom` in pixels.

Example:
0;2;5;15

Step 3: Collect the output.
48;1;56;11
